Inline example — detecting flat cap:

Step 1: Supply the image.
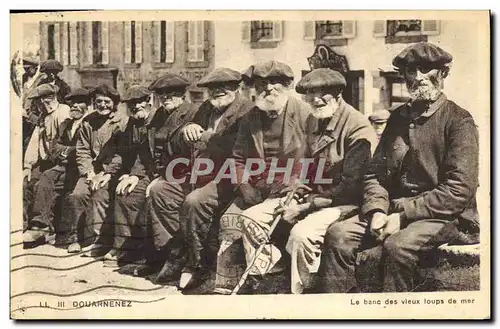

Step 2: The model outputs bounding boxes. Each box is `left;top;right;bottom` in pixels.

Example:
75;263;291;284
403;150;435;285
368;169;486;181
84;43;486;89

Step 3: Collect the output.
122;85;152;102
295;68;346;94
40;59;63;73
392;42;453;69
369;110;391;123
148;73;190;91
197;68;242;87
27;83;60;99
91;84;120;103
65;88;91;101
252;61;294;80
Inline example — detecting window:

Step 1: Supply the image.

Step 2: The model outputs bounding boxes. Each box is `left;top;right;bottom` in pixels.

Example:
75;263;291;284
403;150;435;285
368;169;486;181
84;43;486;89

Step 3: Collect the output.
242;21;283;43
62;22;78;65
153;21;175;63
373;20;440;43
124;21;142;64
47;23;61;61
84;21;109;65
187;21;205;62
303;20;356;41
389;76;410;107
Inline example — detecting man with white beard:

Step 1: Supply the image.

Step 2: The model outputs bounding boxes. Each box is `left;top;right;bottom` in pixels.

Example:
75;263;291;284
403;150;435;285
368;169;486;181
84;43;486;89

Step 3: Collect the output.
227;61;312;293
322;42;480;293
147;68;254;287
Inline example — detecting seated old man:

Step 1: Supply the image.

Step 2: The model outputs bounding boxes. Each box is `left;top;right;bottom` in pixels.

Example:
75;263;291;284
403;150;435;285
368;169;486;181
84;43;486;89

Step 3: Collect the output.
25;88;91;245
236;68;377;294
227;61;312;292
147;68;255;288
61;84;128;254
321;42;480;293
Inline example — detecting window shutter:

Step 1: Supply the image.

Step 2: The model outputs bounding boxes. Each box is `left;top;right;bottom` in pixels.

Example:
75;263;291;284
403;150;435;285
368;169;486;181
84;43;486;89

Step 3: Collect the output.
166;21;175;63
242;21;251;42
62;22;69;65
53;23;61;62
153;21;161;62
85;22;93;65
135;21;143;63
422;20;440;35
124;22;132;64
187;21;204;62
272;21;283;41
196;21;205;61
373;20;387;37
187;21;196;62
69;22;78;65
303;21;316;40
101;21;109;64
342;20;356;38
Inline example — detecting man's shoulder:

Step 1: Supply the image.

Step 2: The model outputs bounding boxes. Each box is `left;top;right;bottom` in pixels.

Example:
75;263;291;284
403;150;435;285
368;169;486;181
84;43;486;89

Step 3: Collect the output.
344;103;371;126
442;99;475;122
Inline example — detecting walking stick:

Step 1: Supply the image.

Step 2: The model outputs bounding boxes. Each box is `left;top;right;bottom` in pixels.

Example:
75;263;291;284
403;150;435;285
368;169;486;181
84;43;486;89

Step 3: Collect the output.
231;185;299;295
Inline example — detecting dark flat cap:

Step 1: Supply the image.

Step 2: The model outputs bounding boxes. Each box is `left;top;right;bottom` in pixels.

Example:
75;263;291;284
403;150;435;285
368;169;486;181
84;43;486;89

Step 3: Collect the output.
122;85;152;102
91;84;120;102
295;68;346;94
393;42;453;69
369;110;391;123
40;59;63;73
65;88;91;101
27;83;60;99
197;68;242;87
148;73;190;91
252;61;294;80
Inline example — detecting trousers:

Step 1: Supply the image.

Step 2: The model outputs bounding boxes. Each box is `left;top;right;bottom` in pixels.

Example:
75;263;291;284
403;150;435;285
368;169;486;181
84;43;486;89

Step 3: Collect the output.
58;177;114;247
319;215;458;293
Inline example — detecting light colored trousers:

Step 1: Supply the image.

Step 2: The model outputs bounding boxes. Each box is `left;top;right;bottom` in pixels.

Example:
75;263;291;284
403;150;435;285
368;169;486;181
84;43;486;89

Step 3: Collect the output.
241;198;341;294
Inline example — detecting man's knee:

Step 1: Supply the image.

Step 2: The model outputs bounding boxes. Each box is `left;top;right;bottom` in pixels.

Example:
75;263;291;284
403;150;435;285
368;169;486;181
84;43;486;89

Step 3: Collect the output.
383;234;411;263
324;222;356;259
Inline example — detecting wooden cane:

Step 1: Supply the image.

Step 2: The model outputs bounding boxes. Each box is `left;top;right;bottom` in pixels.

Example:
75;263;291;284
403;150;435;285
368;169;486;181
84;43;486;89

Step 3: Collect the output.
230;185;299;295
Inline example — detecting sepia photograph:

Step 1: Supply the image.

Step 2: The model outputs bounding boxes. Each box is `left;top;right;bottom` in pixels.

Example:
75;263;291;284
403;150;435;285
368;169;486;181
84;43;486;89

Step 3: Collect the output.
10;10;490;319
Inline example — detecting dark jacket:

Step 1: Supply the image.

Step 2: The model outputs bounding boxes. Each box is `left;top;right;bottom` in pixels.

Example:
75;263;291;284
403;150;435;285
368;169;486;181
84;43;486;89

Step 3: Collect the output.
50;117;84;168
362;94;479;232
169;93;255;185
121;102;199;180
76;111;128;177
297;100;377;206
233;96;311;196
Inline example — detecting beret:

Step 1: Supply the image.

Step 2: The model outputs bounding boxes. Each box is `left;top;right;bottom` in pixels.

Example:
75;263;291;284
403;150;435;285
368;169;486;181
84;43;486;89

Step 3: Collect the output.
122;85;152;102
197;68;242;87
392;42;453;69
65;88;91;101
27;83;60;99
40;59;63;73
252;61;294;80
148;73;190;91
295;68;346;94
91;84;120;102
369;110;391;123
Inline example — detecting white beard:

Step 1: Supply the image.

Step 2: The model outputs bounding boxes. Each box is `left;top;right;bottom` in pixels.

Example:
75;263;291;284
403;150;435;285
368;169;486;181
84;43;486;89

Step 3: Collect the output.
311;105;335;119
255;92;288;114
407;80;442;102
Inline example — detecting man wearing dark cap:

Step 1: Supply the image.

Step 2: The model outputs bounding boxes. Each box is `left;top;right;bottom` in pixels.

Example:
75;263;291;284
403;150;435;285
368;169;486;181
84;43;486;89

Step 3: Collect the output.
323;42;480;293
38;59;71;103
368;110;391;143
111;74;199;270
62;84;127;254
147;67;254;287
226;60;312;291
23;83;70;237
24;88;91;245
